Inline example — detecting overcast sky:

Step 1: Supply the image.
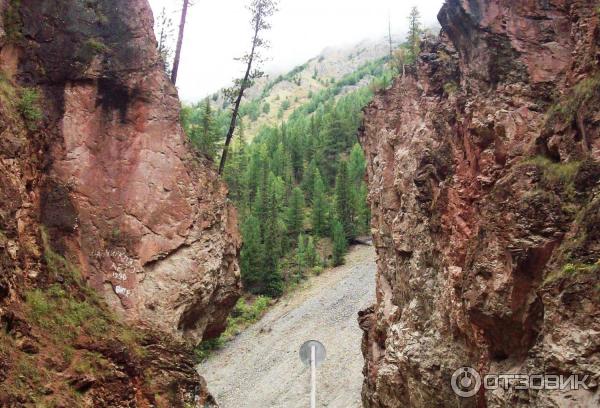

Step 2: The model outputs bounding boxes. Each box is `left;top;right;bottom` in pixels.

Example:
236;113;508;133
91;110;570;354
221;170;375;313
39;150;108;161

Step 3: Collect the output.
148;0;445;102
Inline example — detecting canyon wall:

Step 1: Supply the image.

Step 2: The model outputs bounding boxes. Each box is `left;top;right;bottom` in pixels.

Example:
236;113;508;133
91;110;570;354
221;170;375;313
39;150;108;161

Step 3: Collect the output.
0;0;240;405
359;0;600;406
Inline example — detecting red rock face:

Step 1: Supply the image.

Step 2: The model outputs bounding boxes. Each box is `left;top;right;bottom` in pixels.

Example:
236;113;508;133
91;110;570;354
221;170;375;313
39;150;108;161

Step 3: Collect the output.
359;1;600;406
0;1;240;404
10;0;241;344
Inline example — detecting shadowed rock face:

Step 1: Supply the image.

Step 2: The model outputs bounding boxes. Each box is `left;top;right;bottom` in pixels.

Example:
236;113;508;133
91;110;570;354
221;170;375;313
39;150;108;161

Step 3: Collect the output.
359;0;600;407
14;0;241;345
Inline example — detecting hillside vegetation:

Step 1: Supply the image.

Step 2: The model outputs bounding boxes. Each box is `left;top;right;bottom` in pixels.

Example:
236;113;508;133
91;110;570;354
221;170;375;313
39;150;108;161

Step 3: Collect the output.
182;51;393;300
197;40;389;142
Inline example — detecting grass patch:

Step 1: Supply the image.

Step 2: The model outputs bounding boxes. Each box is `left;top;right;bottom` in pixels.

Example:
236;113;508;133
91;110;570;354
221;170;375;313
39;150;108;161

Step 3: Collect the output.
0;72;25;128
194;296;271;362
523;156;582;204
17;88;43;131
26;229;144;346
443;81;459;95
3;0;23;43
41;229;81;285
25;285;108;338
525;156;581;185
544;261;600;285
85;38;108;54
546;73;600;125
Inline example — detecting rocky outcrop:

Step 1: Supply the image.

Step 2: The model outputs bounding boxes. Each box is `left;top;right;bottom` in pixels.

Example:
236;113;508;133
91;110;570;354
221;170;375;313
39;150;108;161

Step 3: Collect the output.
0;0;240;405
359;1;600;407
16;0;240;343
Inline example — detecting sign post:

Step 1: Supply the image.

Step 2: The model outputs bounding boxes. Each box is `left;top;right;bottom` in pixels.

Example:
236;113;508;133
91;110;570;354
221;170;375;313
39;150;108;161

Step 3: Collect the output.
300;340;326;408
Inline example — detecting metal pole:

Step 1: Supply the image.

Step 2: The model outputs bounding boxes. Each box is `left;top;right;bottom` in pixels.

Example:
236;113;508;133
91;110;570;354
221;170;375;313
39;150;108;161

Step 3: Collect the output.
311;345;316;408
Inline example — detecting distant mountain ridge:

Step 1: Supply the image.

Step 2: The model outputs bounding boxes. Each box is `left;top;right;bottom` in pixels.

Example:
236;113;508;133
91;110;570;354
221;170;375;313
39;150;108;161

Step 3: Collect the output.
207;38;391;140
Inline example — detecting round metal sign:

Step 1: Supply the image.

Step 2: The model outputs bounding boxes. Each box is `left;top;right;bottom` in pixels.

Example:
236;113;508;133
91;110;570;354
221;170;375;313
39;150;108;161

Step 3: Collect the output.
299;340;326;367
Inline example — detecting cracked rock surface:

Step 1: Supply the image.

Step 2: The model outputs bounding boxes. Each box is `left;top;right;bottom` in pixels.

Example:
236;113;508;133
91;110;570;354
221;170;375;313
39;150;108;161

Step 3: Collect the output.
359;1;600;407
14;0;242;344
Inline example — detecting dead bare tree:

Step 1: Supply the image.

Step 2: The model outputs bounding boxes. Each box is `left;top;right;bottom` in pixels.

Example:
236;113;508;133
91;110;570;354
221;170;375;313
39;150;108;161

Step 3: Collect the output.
156;7;175;76
171;0;190;85
218;0;278;174
387;11;393;61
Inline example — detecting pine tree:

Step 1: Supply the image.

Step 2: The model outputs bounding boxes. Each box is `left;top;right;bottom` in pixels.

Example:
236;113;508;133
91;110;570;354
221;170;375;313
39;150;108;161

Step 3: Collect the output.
191;98;221;159
289;132;304;182
287;186;305;239
334;160;354;240
219;0;279;174
296;234;307;270
352;182;370;235
348;143;366;186
407;6;421;63
311;169;328;236
302;158;318;201
223;123;248;202
332;220;347;266
305;235;318;268
321;110;346;183
271;142;287;177
347;143;369;235
155;7;174;76
240;215;262;292
264;265;284;297
262;174;284;296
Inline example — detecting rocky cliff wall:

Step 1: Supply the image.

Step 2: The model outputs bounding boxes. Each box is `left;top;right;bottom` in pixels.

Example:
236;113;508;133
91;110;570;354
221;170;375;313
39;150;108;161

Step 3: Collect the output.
359;1;600;407
0;0;240;405
13;0;241;343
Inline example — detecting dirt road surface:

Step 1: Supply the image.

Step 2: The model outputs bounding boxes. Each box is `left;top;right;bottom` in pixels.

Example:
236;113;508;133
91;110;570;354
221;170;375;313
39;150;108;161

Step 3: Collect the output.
198;245;376;408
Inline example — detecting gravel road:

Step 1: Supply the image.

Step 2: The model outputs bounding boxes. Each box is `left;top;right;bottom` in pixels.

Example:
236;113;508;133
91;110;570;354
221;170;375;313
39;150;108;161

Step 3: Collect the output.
198;245;376;408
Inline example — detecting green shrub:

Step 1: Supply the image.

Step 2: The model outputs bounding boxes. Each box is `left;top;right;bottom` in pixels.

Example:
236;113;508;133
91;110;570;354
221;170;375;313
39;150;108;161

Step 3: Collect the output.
312;265;323;276
18;88;43;130
3;0;23;42
85;38;108;54
544;261;599;284
547;74;600;124
194;337;224;362
525;156;581;185
193;296;271;362
42;228;82;285
443;81;459;95
25;284;108;337
26;289;52;324
523;156;581;203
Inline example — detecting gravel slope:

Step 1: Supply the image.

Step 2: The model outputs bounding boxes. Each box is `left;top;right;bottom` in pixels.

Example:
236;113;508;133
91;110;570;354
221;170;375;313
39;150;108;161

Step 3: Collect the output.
198;245;376;408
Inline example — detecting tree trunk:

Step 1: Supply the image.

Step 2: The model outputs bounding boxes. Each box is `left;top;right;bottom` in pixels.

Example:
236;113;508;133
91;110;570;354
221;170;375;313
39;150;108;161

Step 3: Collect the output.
218;16;261;175
388;15;393;61
171;0;189;85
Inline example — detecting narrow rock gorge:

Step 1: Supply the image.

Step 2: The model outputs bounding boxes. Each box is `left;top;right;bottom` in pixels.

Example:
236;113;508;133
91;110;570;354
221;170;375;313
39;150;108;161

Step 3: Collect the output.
359;0;599;407
0;0;240;405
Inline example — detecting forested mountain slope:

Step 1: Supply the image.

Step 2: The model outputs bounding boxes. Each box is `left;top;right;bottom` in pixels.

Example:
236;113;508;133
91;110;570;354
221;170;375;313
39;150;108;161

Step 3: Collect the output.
182;47;395;307
208;39;390;141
